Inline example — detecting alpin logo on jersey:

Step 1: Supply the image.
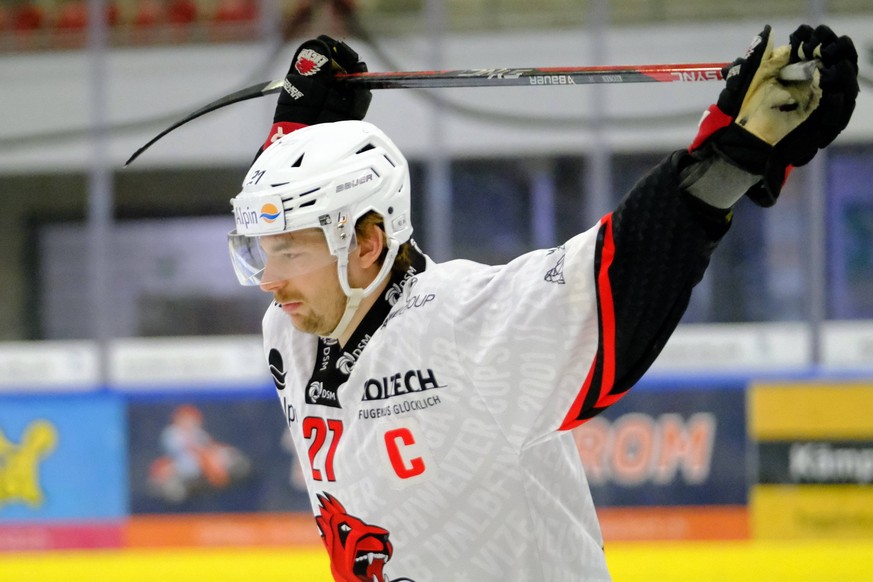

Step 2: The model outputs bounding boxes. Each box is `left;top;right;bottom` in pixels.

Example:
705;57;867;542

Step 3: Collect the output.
316;492;415;582
268;349;286;390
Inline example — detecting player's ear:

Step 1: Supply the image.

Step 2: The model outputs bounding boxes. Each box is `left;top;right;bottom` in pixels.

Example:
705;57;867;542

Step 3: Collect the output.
355;221;387;270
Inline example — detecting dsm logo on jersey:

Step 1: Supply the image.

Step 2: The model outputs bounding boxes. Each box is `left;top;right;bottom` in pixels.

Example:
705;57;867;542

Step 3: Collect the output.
307;381;342;408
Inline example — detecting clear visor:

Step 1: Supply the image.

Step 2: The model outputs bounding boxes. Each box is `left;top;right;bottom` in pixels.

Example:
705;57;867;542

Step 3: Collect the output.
228;228;348;286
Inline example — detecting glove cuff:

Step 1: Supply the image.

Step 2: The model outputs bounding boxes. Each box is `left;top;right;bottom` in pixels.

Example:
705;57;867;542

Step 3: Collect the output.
680;155;761;209
710;123;773;175
262;122;308;152
689;104;733;151
745;162;794;207
689;104;773;176
690;103;794;207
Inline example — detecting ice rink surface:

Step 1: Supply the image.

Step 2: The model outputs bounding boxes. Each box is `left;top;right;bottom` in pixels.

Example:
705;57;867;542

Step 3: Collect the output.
1;541;873;581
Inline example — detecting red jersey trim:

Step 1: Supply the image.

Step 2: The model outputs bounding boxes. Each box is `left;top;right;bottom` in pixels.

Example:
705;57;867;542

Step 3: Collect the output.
559;213;617;431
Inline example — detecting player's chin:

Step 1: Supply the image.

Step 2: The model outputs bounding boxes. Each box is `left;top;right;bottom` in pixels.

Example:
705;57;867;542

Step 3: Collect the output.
288;311;332;337
287;312;312;332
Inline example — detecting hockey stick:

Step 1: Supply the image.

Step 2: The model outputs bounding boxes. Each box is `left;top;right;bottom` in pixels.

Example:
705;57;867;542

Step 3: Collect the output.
124;61;816;166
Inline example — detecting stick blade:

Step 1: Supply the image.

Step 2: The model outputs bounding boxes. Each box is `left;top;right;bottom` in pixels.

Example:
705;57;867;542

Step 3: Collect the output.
124;79;282;167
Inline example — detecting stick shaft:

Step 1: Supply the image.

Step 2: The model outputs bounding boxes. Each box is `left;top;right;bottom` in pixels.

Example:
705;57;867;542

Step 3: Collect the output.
332;63;729;89
125;62;811;166
126;63;726;166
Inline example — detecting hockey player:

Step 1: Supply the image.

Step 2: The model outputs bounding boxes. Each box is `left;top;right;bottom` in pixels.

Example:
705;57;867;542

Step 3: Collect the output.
227;25;857;582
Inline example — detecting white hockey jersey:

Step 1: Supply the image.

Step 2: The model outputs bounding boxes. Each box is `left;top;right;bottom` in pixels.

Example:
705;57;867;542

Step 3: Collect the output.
262;153;728;582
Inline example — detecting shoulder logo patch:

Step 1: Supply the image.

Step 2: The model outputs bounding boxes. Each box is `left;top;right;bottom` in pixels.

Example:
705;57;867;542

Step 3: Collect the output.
545;247;566;285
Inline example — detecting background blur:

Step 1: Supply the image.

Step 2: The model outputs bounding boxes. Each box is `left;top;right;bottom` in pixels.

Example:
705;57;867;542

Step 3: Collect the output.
2;0;873;580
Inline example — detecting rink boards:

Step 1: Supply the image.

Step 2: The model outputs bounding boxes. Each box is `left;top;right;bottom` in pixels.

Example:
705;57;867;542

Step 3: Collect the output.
3;372;873;551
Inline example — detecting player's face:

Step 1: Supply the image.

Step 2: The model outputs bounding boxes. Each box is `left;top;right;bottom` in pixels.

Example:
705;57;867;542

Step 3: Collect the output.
258;229;346;336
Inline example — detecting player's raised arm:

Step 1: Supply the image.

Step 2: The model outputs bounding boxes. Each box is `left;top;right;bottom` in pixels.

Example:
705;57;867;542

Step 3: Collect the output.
567;25;858;424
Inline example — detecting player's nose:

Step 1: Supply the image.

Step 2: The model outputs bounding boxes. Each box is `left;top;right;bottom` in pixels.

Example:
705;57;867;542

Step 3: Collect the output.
259;278;284;293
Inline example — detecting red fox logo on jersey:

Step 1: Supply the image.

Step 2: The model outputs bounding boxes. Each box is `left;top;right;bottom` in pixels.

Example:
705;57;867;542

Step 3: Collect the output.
316;492;404;582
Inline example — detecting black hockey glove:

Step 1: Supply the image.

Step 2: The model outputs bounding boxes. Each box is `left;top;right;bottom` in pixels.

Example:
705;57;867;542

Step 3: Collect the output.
689;24;858;207
776;25;859;165
260;35;372;153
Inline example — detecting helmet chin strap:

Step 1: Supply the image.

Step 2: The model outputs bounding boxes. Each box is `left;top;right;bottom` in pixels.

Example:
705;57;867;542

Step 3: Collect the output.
325;238;400;341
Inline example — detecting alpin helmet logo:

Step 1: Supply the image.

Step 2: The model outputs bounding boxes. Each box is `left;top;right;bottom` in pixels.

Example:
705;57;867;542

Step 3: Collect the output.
260;203;281;224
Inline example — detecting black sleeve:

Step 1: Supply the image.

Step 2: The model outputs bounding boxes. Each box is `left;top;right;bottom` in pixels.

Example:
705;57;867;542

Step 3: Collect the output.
566;150;732;425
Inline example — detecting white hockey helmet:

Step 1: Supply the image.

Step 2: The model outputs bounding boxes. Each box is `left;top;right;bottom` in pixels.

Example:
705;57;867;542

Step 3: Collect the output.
227;120;412;338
